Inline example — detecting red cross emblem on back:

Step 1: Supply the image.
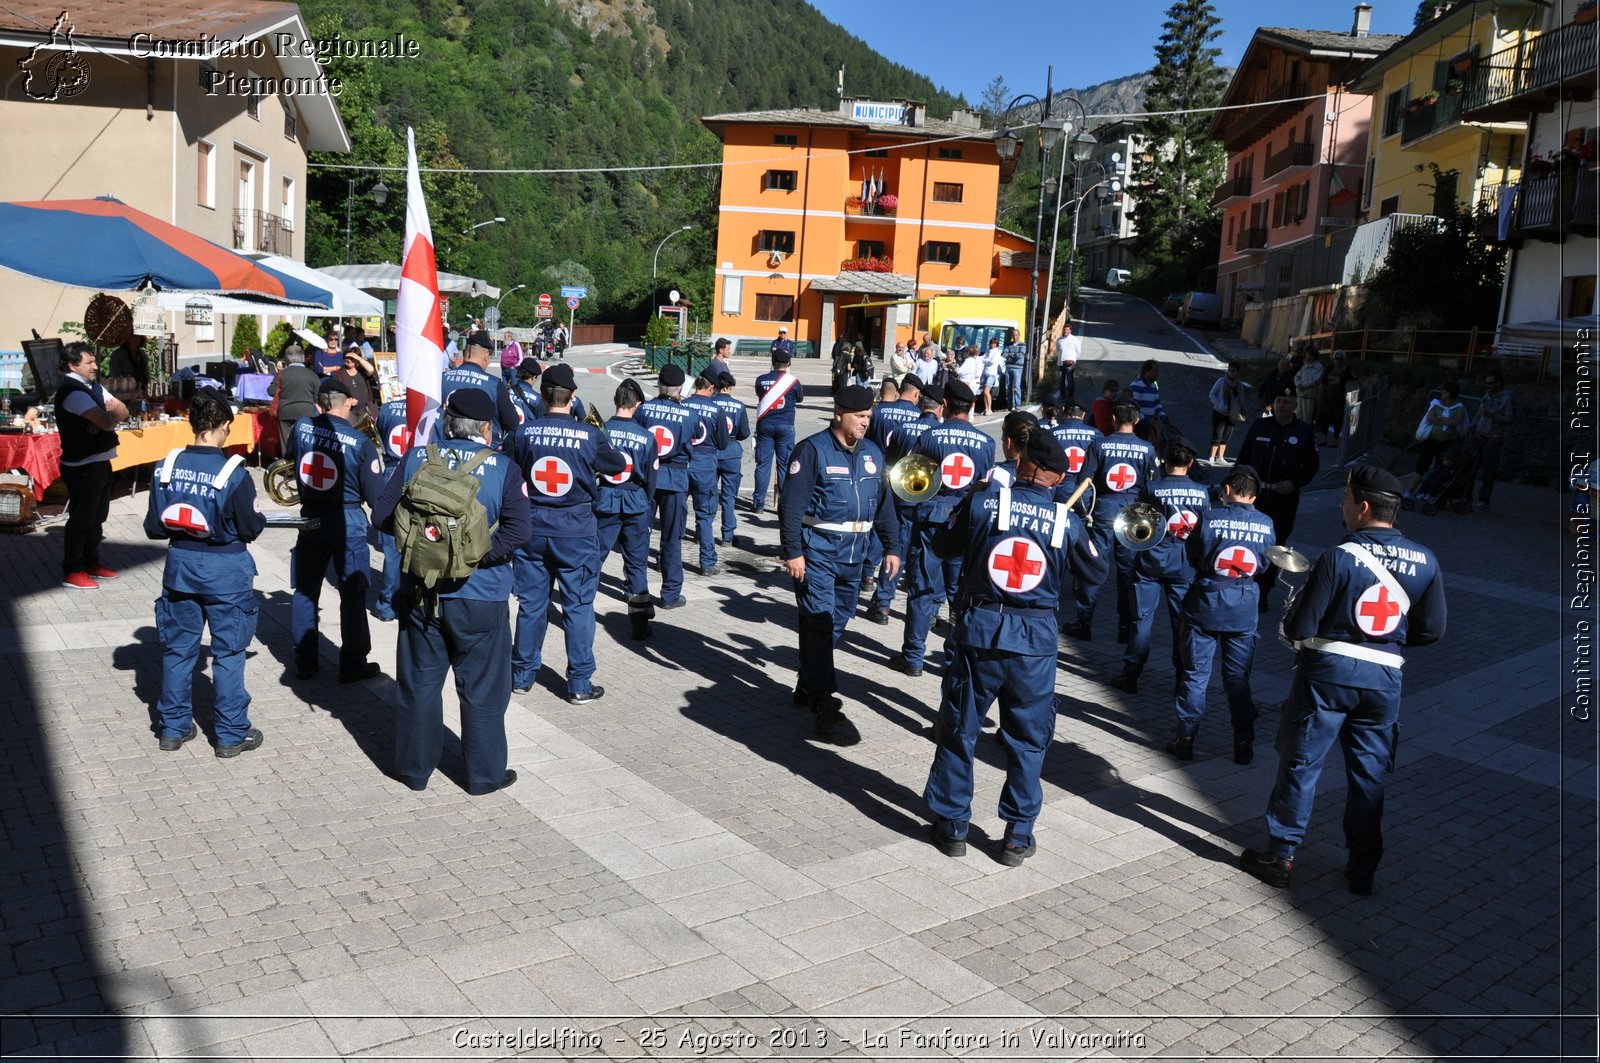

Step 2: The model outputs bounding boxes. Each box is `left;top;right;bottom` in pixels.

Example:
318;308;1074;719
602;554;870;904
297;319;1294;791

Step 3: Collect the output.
1168;509;1197;540
941;453;975;490
1105;462;1138;492
987;536;1046;593
1066;446;1086;473
1355;584;1403;637
604;452;634;486
299;451;339;491
387;424;413;459
1215;546;1257;578
160;502;210;538
531;456;574;497
650;424;675;456
692;419;709;446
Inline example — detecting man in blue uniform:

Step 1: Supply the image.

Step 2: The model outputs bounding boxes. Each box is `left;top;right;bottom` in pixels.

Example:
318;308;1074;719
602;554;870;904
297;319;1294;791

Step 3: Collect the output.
598;378;659;640
751;347;804;512
711;371;749;546
1065;399;1158;643
897;378;995;677
924;430;1108;864
145;389;267;757
1241;466;1446;895
769;325;794;361
684;372;732;575
864;379;942;625
507;358;542;426
636;363;699;608
506;363;627;703
371;392;410;622
373;389;531;794
861;374;924;604
440;331;519;440
1118;437;1210;695
290;376;387;682
1168;464;1276;763
779;385;901;744
1237;392;1319;611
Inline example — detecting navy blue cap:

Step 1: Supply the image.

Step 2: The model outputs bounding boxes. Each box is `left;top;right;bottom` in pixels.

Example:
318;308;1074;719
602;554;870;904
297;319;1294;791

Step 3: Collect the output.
445;388;495;421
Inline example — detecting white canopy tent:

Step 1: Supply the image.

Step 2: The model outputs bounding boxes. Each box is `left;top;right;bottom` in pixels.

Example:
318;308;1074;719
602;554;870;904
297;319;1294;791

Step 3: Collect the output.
319;262;500;300
250;256;383;317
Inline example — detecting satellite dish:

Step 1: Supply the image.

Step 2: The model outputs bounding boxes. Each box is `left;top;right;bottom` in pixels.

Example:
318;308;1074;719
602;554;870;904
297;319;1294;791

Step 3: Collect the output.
668;289;680;304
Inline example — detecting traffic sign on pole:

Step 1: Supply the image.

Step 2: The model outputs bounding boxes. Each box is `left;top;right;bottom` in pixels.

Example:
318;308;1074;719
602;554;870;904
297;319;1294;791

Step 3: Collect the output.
483;306;500;331
538;292;552;307
535;306;553;318
559;286;587;299
565;297;581;310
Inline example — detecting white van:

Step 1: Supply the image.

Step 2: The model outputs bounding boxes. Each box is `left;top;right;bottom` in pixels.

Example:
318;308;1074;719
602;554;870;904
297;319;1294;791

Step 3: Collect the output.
1104;268;1131;289
1178;291;1222;329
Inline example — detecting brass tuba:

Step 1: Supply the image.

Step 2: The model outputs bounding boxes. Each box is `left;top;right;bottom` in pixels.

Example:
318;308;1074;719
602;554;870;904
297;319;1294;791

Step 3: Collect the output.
888;453;940;504
263;459;300;506
1112;502;1166;552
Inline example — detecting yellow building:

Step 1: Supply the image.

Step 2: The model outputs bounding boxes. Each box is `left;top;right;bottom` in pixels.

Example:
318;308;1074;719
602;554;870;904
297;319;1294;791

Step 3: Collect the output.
1350;0;1540;221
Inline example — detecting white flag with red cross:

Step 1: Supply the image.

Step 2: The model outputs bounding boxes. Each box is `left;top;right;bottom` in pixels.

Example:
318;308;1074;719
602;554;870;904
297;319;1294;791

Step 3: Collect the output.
397;127;444;444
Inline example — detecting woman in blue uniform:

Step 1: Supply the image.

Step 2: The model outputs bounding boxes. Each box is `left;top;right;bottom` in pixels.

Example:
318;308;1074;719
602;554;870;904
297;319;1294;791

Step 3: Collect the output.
143;390;267;757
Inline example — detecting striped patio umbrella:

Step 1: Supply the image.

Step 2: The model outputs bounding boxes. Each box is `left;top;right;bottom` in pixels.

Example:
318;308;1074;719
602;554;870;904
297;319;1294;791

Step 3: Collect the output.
0;196;331;307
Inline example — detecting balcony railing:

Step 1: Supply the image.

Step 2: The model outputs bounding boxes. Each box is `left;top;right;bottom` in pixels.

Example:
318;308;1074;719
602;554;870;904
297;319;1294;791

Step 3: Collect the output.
1575;169;1598;231
1263;142;1315;179
1461;15;1598;117
1517;168;1600;237
1342;213;1443;284
1210;174;1253;206
843;196;896;217
1236;226;1268;253
1400;90;1466;146
232;209;292;255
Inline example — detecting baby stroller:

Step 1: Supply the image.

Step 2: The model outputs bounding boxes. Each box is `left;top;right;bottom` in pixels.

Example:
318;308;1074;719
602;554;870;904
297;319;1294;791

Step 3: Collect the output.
1402;442;1479;515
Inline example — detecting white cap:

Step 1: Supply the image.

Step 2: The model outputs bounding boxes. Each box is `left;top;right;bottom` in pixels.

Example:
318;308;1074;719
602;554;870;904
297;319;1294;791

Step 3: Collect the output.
778;326;788;332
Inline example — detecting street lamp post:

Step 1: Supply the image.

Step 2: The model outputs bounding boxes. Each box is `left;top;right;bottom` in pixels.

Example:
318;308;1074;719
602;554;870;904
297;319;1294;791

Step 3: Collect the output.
464;217;506;236
1040;132;1104;355
652;225;693;327
345;178;390;263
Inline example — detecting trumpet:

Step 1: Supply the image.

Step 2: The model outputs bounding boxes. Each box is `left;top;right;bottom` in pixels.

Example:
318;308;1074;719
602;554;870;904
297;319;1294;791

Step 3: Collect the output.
888;453;940;504
1112;501;1166;552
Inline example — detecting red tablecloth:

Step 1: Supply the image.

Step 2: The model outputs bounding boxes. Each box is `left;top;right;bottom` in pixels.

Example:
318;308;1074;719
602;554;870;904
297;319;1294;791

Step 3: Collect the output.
0;432;62;500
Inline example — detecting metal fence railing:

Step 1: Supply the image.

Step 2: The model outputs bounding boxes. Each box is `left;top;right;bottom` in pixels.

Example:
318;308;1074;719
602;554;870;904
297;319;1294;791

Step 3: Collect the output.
1338;375;1390;468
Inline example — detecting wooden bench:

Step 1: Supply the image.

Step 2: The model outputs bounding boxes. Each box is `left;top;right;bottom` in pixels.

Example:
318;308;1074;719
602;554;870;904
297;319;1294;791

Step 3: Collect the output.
734;339;817;358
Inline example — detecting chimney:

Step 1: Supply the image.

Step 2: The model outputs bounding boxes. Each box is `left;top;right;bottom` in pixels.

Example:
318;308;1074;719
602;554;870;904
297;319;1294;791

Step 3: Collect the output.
1352;3;1372;38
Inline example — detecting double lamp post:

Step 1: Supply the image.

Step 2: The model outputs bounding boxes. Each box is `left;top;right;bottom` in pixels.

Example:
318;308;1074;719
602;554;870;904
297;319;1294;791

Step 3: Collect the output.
993;79;1098;403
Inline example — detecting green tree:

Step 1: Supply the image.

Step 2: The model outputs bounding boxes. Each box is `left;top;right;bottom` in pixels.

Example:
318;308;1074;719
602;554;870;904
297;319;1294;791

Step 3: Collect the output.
230;315;262;359
1130;0;1229;294
1358;202;1506;332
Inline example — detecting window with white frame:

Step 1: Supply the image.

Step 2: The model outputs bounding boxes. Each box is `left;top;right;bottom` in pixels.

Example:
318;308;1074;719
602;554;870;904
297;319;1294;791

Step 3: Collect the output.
196;140;215;208
720;274;742;315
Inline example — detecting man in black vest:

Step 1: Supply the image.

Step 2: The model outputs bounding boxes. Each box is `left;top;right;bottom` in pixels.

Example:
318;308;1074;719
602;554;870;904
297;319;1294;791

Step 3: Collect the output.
56;342;129;590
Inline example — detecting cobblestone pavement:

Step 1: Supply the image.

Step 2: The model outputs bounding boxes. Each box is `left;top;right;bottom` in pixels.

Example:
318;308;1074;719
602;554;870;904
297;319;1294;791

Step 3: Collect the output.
1;291;1594;1060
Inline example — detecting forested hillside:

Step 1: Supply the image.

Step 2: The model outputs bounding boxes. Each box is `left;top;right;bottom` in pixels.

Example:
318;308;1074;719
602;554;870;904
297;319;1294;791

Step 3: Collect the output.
301;0;964;330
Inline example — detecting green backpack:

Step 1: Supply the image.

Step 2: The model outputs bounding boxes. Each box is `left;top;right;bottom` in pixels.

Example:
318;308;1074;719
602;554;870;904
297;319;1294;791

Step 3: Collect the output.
393;443;496;592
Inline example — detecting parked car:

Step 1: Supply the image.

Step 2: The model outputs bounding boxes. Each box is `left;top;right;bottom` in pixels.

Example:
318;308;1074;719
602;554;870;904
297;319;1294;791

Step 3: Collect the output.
1104;268;1131;289
1178;291;1223;329
1160;292;1185;317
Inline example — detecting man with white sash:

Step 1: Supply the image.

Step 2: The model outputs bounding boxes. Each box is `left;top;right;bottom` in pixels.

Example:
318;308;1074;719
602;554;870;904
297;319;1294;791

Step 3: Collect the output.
1241;465;1446;896
750;346;805;512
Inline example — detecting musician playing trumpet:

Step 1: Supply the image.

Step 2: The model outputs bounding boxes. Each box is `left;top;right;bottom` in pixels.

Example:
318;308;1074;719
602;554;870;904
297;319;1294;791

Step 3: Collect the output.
1167;463;1276;765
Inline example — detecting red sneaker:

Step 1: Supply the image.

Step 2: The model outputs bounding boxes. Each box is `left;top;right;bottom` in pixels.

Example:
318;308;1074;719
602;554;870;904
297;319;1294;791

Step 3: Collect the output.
61;572;98;590
86;565;119;580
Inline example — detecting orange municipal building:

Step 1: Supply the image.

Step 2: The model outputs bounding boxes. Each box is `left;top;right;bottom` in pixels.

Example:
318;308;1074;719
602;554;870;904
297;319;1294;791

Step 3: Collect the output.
702;99;1035;357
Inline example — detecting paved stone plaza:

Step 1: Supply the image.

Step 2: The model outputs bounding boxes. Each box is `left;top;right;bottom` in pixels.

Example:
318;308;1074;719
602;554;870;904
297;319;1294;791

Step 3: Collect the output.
2;292;1594;1060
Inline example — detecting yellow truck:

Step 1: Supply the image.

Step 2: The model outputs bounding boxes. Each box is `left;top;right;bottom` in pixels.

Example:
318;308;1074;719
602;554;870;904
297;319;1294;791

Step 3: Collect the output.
924;294;1027;353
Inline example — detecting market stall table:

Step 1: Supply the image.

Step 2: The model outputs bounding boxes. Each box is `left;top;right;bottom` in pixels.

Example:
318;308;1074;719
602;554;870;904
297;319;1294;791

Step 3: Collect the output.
0;412;263;499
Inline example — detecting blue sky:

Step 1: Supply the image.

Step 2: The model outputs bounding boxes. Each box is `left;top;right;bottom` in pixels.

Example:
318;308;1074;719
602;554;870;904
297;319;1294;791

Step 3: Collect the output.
809;0;1417;105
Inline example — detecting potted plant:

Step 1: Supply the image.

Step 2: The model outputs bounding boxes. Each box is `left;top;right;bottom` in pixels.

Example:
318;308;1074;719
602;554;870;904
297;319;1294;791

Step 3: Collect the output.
845;196;864;215
876;194;898;215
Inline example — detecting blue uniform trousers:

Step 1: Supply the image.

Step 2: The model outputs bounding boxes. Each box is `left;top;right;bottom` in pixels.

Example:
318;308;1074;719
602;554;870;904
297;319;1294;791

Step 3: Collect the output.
716;452;742;541
793;553;864;697
873;508;914;613
1264;670;1401;873
752;422;795;507
900;517;962;671
598;510;651;598
654;489;687;605
512;534;601;695
688;461;719;570
1074;516;1132;630
924;644;1056;846
1175;624;1258;741
155;588;257;747
372;529;401;621
1124;576;1191;680
291;524;371;672
394;595;512;795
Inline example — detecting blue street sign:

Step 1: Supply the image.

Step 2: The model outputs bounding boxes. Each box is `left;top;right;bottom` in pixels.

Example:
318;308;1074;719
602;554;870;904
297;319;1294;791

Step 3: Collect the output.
559;286;587;299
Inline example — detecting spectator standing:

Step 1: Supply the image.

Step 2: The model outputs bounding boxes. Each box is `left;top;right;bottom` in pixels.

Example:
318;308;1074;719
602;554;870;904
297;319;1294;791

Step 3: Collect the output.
1128;360;1170;450
706;337;732;384
1407;381;1466;492
981;338;1005;415
1003;328;1027;409
770;325;795;363
1317;350;1353;448
500;331;523;377
851;342;874;389
55;341;128;590
888;340;914;379
1465;372;1513;511
1257;356;1295;414
1293;348;1324;425
913;343;941;386
1090;378;1120;436
331;344;378;421
269;344;321;456
314;332;343;376
955;346;985;396
1207;361;1251;465
1053;323;1081;404
830;332;853;394
552;322;569;360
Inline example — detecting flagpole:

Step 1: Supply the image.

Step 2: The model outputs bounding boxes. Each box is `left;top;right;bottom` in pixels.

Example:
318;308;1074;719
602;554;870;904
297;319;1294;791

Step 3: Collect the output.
396;126;444;442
